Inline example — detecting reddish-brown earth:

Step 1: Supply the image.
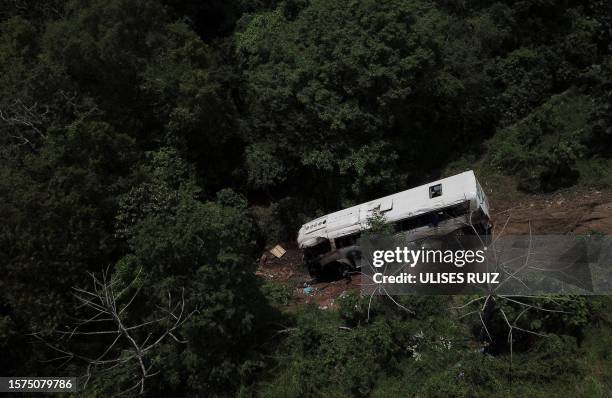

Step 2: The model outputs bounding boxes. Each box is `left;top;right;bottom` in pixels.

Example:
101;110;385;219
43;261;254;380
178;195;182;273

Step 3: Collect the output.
489;189;612;235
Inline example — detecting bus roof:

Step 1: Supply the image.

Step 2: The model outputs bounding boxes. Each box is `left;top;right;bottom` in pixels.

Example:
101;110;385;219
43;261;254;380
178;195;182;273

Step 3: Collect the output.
297;170;484;248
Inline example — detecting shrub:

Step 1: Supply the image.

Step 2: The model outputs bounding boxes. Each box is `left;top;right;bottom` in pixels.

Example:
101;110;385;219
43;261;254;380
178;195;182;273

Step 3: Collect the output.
262;280;293;307
488;91;596;192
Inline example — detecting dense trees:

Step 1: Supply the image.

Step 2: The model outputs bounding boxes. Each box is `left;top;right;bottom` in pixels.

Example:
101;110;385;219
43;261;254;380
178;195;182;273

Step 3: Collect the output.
0;0;611;396
236;0;611;207
0;1;263;394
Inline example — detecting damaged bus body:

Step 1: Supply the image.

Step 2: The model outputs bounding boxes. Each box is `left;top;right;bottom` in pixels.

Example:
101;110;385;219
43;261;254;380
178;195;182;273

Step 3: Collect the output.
297;170;491;277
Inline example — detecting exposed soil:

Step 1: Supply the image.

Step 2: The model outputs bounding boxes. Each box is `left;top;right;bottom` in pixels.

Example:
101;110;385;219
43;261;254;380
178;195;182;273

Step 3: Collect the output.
255;241;361;309
256;188;612;308
488;188;612;235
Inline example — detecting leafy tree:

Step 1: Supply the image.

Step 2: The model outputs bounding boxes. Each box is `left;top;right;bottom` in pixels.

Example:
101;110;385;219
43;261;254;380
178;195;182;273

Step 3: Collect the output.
235;0;450;205
112;148;271;395
0;120;137;374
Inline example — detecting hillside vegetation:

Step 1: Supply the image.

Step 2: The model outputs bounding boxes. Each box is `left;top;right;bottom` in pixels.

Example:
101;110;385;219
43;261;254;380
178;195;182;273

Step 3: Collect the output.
0;1;610;396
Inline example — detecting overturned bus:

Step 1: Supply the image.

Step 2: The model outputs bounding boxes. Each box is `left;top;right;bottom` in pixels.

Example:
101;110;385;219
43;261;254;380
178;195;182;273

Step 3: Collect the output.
297;170;492;277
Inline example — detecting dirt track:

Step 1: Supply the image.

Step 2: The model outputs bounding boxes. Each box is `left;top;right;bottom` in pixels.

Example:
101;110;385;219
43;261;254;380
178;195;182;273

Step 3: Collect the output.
256;188;612;308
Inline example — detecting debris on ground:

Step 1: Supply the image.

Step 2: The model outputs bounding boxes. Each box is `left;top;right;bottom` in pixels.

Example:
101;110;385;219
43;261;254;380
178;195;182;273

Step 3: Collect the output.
269;244;286;258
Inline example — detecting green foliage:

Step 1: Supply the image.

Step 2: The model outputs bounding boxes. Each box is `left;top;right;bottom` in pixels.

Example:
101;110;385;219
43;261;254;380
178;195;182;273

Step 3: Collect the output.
245;141;288;190
109;148;272;395
488;91;599;191
235;0;612;207
258;308;411;398
337;290;371;327
365;208;394;235
258;296;602;398
261;280;293;307
492;47;555;124
395;295;454;321
338;142;400;199
2;0;612;395
236;0;453;204
1;121;135;324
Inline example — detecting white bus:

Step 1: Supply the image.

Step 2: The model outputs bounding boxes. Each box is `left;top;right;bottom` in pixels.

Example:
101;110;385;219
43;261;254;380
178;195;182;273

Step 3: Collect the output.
297;170;492;277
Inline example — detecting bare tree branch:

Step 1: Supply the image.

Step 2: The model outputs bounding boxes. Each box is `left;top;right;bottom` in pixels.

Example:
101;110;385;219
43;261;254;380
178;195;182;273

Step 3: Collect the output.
34;268;196;396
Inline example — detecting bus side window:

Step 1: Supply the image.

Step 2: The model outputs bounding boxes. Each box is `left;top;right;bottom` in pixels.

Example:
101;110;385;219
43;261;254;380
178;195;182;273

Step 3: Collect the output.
335;232;360;248
429;184;442;198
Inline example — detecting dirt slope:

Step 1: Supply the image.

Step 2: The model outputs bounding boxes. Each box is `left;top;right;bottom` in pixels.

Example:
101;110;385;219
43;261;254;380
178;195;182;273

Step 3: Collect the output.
489;189;611;235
